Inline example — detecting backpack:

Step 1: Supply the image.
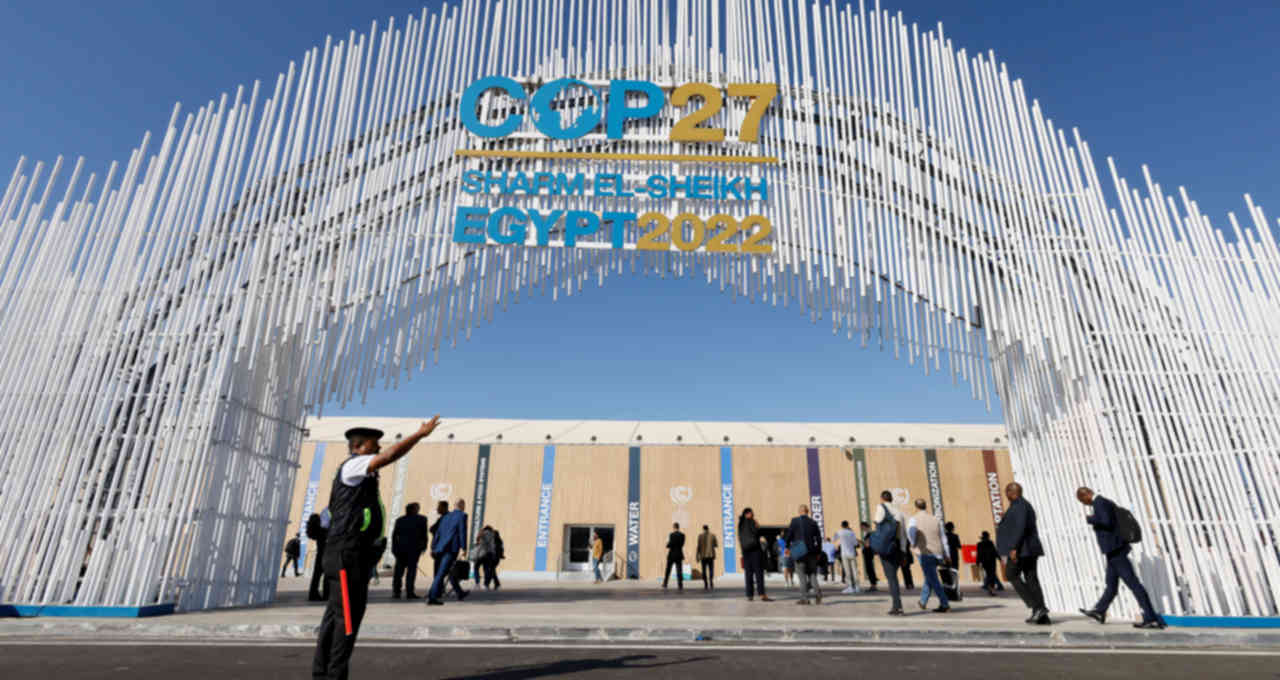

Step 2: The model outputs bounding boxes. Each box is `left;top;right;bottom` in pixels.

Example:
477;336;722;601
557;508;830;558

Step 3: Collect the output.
1115;505;1142;544
285;537;300;555
869;504;900;557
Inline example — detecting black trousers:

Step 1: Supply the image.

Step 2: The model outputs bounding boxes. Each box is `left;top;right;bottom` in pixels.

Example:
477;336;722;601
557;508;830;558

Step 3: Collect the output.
309;541;328;599
1094;550;1161;623
481;559;500;588
743;550;766;598
663;556;683;589
312;548;369;680
1006;555;1046;612
283;555;300;576
901;556;915;589
700;558;715;588
862;546;878;585
392;553;419;596
980;560;1001;591
879;553;903;610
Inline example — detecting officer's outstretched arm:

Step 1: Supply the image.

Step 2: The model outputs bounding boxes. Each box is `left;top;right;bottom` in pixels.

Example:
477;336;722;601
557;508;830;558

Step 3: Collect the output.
369;416;441;472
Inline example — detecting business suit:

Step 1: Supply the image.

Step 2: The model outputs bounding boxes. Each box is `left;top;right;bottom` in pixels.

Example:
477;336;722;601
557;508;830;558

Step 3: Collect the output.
785;514;823;602
997;496;1047;619
391;513;428;598
663;530;685;590
428;510;468;601
1087;495;1162;624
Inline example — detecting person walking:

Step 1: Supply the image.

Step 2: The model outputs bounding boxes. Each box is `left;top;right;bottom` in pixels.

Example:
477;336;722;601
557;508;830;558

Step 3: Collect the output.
820;537;837;583
471;525;501;589
942;521;962;601
870;491;909;615
306;513;329;601
784;505;824;605
859;521;878;592
900;545;915;590
283;533;302;577
907;499;951;613
312;417;441;680
484;526;504;589
1076;487;1167;629
777;534;795;587
428;500;449;590
391;503;428;599
427;499;469;606
697;525;718;590
976;530;1003;595
663;523;686;591
590;531;605;584
997;482;1050;625
835;520;861;594
738;508;773;602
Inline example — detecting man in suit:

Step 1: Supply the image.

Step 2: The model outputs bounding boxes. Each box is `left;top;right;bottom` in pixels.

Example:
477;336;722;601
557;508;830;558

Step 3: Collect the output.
391;503;428;599
427;499;469;605
1076;487;1166;629
976;530;1003;595
663;523;686;590
784;505;824;605
996;482;1050;624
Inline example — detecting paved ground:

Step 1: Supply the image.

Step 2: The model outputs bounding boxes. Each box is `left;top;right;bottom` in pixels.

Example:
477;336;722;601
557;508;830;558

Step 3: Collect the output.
4;577;1278;649
1;640;1277;679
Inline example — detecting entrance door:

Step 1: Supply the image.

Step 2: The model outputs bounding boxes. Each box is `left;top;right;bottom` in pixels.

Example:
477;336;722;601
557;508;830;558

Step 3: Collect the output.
562;525;615;571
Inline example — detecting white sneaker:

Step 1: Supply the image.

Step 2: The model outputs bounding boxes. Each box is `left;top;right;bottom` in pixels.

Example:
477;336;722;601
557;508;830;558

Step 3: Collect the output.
841;586;855;594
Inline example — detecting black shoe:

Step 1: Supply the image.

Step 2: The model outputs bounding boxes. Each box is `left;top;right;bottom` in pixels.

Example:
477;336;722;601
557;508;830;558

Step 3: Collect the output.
457;589;469;601
392;592;402;600
1079;608;1105;624
815;594;822;604
406;594;421;600
1134;620;1168;630
796;599;810;605
918;601;928;611
888;608;904;616
933;606;951;613
427;599;444;606
1035;610;1052;625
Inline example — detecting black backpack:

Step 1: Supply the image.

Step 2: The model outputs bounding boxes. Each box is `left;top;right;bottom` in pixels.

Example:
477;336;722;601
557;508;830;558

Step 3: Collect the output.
869;504;900;557
1115;505;1142;544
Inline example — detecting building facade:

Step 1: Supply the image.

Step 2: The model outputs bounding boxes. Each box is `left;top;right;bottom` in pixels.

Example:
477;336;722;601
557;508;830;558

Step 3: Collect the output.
288;417;1010;584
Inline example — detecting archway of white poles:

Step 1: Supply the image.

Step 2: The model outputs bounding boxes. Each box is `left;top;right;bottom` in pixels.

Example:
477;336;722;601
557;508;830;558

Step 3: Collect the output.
0;0;1276;617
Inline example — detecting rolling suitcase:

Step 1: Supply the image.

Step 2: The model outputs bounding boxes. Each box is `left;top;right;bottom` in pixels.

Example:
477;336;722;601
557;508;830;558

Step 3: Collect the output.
942;566;963;602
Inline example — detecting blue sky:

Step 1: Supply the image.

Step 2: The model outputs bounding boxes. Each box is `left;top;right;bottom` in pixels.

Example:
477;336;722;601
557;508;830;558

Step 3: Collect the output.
2;1;1276;424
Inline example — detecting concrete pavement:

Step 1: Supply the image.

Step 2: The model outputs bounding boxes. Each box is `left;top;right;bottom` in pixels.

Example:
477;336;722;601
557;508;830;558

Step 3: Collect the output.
4;576;1278;650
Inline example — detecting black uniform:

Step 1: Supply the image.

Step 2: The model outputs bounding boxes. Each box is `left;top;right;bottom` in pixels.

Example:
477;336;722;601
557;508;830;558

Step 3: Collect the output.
312;456;383;680
663;530;685;590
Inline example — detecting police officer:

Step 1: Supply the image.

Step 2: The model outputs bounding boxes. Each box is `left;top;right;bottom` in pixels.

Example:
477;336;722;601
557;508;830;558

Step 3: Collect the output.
312;416;441;680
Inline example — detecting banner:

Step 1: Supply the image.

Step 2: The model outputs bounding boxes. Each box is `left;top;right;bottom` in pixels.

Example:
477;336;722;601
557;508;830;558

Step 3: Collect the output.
805;448;825;537
298;442;327;566
925;449;945;518
719;446;736;574
982;450;1003;526
533;445;556;571
626;446;642;579
850;448;869;525
470;445;491;546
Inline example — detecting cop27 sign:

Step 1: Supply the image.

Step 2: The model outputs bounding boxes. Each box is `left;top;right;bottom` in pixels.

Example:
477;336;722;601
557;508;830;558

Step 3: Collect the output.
453;77;779;253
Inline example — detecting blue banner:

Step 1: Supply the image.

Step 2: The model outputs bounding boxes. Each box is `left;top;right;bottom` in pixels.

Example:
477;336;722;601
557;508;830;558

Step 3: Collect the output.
719;446;736;574
806;447;825;537
533;445;556;571
626;447;642;579
298;442;327;565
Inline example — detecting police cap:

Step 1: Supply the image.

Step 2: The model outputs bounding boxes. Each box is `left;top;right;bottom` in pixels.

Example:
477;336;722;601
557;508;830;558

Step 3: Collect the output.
344;426;384;441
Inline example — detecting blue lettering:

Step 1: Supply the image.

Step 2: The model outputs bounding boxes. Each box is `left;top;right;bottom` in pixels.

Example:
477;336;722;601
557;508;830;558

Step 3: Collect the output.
606;80;665;139
530;78;603;139
461;170;484;194
745;177;768;201
487;207;528;244
601;211;635;249
690;175;713;199
460;75;525;138
564;210;600;246
528;209;563;246
453;206;488;244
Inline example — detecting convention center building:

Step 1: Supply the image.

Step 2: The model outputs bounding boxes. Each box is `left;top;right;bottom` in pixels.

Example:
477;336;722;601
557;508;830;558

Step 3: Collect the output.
287;417;1011;585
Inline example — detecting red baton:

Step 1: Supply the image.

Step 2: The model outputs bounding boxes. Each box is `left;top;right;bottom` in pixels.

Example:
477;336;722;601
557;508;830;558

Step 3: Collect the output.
339;568;353;635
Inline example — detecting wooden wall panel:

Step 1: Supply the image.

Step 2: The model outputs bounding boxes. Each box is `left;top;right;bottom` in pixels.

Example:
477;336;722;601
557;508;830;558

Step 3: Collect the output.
477;445;543;571
639;446;721;579
936;448;994;583
730;446;810;531
865;448;928;585
547;446;629;572
817;447;860;539
399;442;478;529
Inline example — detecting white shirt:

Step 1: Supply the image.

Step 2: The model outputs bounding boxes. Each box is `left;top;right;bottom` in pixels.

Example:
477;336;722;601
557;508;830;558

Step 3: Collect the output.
835;528;860;555
340;455;374;487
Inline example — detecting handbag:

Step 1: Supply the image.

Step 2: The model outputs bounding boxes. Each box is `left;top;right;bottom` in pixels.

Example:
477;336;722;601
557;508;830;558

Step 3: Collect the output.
789;540;809;561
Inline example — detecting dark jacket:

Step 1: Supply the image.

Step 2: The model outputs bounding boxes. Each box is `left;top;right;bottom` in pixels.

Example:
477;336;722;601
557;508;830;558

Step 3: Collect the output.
739;518;761;554
976;537;998;565
945;531;961;566
666;531;686;559
1086;494;1128;556
431;510;468;555
391;513;428;557
785;515;822;563
996;497;1044;559
284;537;300;557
